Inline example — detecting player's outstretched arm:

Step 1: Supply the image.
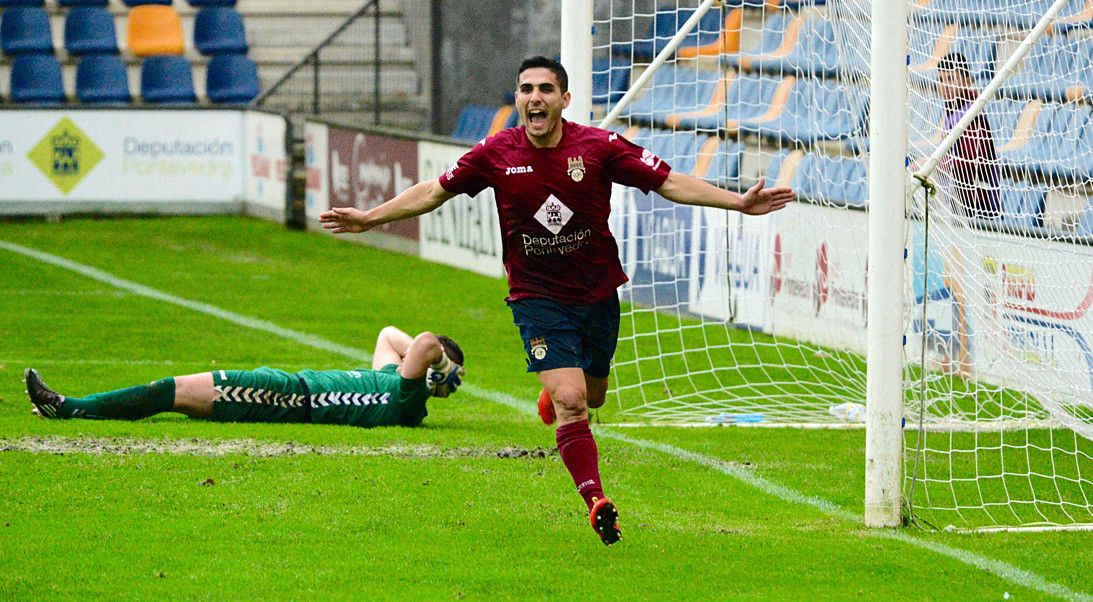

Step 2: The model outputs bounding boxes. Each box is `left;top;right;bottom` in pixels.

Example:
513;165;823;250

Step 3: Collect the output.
319;179;456;234
655;172;795;216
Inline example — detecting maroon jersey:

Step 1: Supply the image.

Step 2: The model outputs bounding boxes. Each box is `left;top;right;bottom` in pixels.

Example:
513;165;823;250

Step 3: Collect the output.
942;99;1000;220
439;120;671;305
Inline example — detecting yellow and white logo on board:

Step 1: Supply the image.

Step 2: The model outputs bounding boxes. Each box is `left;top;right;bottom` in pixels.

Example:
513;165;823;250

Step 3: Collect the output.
28;117;104;194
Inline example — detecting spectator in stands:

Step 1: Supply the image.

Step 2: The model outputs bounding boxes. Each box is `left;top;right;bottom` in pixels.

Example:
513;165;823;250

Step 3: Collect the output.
937;51;1000;221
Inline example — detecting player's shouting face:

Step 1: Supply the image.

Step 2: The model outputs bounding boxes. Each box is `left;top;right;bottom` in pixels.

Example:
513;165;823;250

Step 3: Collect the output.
516;67;571;148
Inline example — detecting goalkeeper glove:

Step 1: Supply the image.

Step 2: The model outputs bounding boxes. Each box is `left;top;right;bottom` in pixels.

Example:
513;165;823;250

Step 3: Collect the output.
426;354;465;398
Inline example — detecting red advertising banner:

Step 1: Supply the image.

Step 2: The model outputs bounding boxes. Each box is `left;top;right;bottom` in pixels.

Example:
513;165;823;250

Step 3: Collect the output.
327;128;419;241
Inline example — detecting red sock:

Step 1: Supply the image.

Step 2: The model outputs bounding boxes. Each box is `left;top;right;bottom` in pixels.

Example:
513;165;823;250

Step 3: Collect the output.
555;421;606;510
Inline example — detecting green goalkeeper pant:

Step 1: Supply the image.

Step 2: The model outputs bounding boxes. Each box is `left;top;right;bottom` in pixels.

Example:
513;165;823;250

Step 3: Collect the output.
208;368;310;423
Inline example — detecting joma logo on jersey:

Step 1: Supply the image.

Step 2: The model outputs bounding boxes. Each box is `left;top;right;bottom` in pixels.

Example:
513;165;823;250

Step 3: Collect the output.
505;165;534;175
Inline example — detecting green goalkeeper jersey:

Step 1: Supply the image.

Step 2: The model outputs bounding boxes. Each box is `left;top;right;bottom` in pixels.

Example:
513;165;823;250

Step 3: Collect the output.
298;364;430;428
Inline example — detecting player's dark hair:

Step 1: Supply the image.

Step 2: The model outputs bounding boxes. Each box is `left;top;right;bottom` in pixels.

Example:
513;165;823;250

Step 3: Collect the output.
938;52;972;79
437;335;464;366
518;56;568;93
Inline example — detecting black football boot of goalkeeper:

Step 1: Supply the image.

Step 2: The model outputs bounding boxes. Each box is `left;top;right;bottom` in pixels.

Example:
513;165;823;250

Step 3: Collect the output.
590;498;621;546
25;368;64;419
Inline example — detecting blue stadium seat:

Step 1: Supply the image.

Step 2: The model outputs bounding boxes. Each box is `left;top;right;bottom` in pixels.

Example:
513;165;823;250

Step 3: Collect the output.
59;0;108;6
835;17;872;76
701;139;744;183
592;57;630;106
622;65;722;130
999;101;1093;181
786;154;861;206
642;129;700;174
777;153;867;206
906;21;947;70
917;0;1089;28
1;7;53;55
0;0;44;6
503;107;519;129
1000;36;1092;102
720;74;787;128
206;53;259;103
77;54;131;103
726;12;795;70
64;7;118;55
764;149;793;183
803;155;868;207
611;6;725;61
193;7;247;55
10;54;64;103
187;0;237;5
123;0;173;6
140;55;196;103
451;105;496;143
831;156;869;206
740;79;869;144
750;17;839;77
999;181;1045;229
984;98;1027;145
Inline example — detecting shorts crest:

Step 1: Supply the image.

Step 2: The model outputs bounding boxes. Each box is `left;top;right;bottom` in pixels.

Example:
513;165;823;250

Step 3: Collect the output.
530;337;548;360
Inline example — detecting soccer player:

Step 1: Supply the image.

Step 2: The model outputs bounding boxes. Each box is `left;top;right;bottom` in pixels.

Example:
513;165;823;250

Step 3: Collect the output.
25;326;465;429
319;56;795;545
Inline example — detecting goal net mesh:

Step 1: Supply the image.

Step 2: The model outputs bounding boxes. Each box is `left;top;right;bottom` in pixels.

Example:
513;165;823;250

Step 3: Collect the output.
592;0;1093;529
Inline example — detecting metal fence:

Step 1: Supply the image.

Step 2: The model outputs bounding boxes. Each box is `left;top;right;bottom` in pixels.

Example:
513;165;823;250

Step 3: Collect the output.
253;0;579;138
255;0;422;133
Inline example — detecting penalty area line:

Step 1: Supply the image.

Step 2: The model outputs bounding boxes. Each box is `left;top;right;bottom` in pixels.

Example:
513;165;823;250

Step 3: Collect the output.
1;238;1088;602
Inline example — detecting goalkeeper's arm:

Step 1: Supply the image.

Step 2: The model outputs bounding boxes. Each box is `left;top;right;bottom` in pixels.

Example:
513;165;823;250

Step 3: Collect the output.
319;179;456;234
397;332;464;397
656;171;795;216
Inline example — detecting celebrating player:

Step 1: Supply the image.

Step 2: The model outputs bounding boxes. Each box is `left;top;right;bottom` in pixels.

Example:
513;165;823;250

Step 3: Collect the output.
319;56;795;545
25;326;464;429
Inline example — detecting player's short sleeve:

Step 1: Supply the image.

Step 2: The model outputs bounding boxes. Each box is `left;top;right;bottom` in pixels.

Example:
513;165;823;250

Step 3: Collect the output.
397;376;430;426
603;133;672;193
438;141;492;196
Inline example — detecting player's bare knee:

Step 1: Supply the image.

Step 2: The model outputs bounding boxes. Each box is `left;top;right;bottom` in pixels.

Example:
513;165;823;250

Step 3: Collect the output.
550;385;588;417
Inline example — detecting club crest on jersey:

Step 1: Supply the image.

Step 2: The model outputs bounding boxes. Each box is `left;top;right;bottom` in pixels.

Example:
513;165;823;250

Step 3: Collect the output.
567;156;586;182
533;195;574;234
530;337;548;360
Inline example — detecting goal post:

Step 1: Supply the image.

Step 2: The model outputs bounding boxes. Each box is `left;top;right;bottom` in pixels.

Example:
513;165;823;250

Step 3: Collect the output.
864;0;908;529
571;0;1093;531
561;0;594;126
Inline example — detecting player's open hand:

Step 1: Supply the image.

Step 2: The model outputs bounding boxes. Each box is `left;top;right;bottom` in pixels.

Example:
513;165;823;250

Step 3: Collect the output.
738;178;796;216
319;207;371;234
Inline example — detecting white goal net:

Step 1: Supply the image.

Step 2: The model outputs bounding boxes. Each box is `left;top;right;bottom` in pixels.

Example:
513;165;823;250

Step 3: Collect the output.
587;0;1093;530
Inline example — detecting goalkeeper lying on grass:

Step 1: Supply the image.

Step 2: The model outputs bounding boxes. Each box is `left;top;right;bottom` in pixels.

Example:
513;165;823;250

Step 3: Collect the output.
24;326;465;429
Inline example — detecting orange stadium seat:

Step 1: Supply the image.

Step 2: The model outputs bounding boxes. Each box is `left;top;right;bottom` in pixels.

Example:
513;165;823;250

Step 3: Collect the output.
677;7;742;58
127;5;184;57
487;106;514;136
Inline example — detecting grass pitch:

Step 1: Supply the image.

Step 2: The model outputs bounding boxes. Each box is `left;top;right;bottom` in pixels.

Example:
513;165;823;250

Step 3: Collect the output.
0;216;1090;600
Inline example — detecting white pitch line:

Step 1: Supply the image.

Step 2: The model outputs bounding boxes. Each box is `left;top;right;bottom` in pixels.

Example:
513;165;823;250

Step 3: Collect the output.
1;238;1088;602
